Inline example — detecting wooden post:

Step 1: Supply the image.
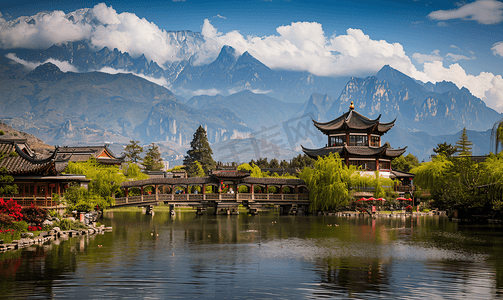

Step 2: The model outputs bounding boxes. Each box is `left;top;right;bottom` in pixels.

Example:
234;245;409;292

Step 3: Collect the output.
203;184;206;195
141;186;144;202
155;185;158;201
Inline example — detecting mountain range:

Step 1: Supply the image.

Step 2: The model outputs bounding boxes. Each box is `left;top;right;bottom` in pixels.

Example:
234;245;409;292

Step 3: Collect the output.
0;36;501;163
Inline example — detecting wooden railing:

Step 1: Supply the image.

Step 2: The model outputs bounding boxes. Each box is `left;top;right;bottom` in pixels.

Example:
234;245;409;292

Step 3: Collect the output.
2;197;61;208
113;193;310;207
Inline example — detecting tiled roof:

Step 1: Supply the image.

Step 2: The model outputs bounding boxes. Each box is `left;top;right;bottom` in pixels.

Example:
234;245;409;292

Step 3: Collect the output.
312;109;395;134
120;176;306;188
0;140;67;175
302;145;407;159
56;145;123;162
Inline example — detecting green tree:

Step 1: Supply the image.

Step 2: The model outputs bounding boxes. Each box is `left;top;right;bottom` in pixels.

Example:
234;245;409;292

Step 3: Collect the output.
433;142;457;157
0;151;18;195
269;158;280;168
143;143;163;171
391;153;420;172
184;125;216;176
299;152;351;211
123;140;143;163
455;128;473;156
64;158;148;211
491;118;503;153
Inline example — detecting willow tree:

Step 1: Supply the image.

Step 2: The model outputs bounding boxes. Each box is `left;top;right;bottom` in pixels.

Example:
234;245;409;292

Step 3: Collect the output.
299;152;350;212
491;119;503;153
64;158;148;211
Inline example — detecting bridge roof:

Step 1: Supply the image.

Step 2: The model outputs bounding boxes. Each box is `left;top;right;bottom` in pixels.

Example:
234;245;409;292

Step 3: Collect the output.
120;176;306;188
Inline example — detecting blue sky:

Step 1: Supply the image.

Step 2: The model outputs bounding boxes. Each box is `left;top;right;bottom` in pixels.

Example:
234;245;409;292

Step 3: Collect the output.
1;0;503;111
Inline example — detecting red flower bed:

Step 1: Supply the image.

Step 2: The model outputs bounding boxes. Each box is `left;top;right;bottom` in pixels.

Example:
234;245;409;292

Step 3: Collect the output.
0;198;23;221
28;225;42;231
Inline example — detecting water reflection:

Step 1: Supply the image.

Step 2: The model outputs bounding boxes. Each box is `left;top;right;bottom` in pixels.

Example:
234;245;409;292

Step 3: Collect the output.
1;211;502;299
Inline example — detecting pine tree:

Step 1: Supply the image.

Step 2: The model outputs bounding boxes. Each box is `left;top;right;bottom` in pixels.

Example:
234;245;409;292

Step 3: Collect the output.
455;128;473;156
143;143;164;171
123;140;143;163
184;126;216;176
433;142;457;157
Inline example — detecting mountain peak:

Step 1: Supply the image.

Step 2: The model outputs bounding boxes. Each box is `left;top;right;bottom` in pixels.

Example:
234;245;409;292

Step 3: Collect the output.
375;65;420;89
210;45;239;70
217;45;238;60
27;62;63;80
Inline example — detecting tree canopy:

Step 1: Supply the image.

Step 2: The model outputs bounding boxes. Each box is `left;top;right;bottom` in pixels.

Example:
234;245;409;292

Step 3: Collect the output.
184;125;216;176
411;153;503;219
391;153;420;172
123;140;143;163
455;128;473;157
433;142;457;157
143;143;164;171
64;158;148;211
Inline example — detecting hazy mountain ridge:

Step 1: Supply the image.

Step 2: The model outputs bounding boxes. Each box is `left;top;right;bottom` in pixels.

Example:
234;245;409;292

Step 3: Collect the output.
1;44;501;162
307;65;501;136
0;57;254;149
2;39;349;103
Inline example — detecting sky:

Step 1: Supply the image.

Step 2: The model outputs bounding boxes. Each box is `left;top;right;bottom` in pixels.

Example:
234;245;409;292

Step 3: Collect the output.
1;0;503;112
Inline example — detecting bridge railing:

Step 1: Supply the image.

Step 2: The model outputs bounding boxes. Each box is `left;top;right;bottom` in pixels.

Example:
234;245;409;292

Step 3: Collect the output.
113;193;309;207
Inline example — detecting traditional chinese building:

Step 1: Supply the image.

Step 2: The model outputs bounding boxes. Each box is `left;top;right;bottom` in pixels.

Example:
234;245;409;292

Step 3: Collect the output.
56;145;124;165
0;138;89;208
302;101;406;178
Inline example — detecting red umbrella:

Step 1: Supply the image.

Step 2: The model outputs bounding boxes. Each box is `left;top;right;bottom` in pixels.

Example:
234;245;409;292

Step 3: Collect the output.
367;197;376;201
377;198;386;201
406;198;413;201
357;198;367;202
396;197;407;201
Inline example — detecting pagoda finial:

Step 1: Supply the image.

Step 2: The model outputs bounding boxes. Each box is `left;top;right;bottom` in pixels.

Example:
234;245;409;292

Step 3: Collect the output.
349;101;354;110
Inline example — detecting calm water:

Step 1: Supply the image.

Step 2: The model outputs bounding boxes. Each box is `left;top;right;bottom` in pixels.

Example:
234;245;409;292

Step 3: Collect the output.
1;211;503;299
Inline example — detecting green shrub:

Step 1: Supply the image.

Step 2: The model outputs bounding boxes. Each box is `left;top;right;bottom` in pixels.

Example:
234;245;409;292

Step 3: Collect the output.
53;219;88;231
0;130;4;135
11;221;28;232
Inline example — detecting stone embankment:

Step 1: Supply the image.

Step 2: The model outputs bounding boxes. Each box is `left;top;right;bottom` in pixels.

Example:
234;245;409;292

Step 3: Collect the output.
0;225;112;253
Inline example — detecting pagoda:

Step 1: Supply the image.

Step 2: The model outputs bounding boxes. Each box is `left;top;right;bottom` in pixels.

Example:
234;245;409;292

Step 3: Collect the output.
302;101;406;177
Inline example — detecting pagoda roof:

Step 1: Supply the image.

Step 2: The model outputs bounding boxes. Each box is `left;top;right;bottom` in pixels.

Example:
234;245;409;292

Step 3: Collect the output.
312;109;396;134
0;139;69;175
301;145;406;159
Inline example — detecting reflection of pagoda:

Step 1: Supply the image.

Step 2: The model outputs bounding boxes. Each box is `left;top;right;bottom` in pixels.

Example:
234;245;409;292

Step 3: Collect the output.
302;101;406;177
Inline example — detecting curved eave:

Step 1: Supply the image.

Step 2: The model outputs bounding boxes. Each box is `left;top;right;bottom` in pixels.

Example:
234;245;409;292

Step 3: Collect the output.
385;147;407;158
344;145;388;156
376;118;396;134
301;145;343;158
15;143;58;165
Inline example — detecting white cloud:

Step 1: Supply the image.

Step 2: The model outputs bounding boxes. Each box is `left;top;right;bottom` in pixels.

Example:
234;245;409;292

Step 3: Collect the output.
428;0;503;25
420;61;502;111
6;53;79;72
446;53;475;62
230;130;252;139
214;14;226;19
492;41;503;57
412;50;443;64
98;67;168;87
191;88;221;97
0;4;203;66
436;21;448;26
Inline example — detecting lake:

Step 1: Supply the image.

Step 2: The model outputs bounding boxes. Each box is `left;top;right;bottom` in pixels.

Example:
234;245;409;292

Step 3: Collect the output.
1;210;502;299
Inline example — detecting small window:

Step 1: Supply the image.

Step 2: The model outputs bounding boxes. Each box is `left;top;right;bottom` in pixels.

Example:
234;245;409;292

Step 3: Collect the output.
371;136;380;147
330;136;345;146
349;135;368;146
